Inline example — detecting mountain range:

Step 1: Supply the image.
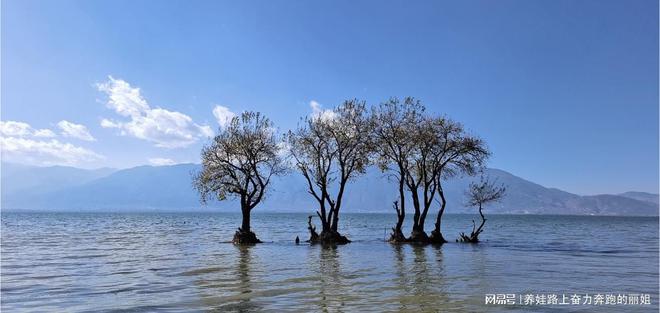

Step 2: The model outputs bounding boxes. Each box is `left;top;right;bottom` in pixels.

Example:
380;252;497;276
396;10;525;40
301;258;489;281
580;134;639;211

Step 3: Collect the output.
1;162;658;216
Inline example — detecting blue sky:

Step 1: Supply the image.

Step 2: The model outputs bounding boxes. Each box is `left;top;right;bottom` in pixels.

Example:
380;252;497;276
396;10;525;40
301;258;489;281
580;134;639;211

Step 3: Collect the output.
1;0;658;195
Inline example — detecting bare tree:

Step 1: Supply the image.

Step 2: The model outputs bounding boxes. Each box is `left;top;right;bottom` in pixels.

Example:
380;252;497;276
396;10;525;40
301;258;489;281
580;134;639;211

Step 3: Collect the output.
428;119;490;244
459;177;506;243
402;115;442;243
287;99;373;244
193;112;286;244
372;98;425;242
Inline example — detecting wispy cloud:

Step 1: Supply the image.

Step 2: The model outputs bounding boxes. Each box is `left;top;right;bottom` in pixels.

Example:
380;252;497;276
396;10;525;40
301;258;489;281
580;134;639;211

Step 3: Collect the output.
148;157;177;166
0;121;56;138
212;105;236;129
97;76;213;148
57;120;95;141
309;100;336;121
0;120;103;166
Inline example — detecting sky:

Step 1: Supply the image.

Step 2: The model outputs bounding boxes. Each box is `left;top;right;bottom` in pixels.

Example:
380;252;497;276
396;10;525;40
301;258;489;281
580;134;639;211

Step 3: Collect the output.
1;0;658;195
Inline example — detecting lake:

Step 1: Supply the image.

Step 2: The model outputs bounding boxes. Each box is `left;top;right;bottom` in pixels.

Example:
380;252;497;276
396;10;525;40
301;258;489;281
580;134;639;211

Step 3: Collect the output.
1;212;658;312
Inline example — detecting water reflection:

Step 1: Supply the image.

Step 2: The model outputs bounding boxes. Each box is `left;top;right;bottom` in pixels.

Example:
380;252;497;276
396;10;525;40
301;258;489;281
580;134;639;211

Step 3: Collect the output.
2;213;657;312
392;244;412;311
312;245;346;313
233;245;255;312
391;244;452;311
195;245;263;313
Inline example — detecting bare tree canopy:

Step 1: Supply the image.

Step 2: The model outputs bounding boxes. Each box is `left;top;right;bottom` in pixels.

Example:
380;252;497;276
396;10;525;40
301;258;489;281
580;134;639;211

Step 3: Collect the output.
371;97;491;244
460;177;506;243
403;114;443;241
372;97;426;242
287;99;373;244
465;177;506;208
429;117;490;243
193;111;286;244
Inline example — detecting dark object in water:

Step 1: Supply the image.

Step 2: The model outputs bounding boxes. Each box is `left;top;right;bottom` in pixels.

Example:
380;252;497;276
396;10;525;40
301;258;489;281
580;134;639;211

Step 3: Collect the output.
295;236;300;244
232;228;261;244
306;215;350;245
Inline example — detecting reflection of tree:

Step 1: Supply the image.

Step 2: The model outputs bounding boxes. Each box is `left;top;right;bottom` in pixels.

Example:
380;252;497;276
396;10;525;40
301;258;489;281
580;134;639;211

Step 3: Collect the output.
429;246;450;305
237;245;252;293
392;244;450;311
392;244;412;311
461;244;491;299
194;245;263;312
233;244;258;313
411;245;431;300
314;245;346;313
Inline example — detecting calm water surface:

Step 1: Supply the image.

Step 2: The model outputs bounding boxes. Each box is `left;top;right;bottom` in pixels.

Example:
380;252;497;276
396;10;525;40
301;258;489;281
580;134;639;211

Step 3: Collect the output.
1;212;658;312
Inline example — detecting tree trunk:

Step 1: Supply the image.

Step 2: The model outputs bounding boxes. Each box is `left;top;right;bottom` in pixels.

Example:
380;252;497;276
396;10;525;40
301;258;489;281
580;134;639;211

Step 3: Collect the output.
331;207;339;231
389;175;407;243
429;188;447;244
319;190;329;232
241;205;251;233
233;201;261;244
311;209;350;245
390;200;406;242
459;204;485;243
408;187;429;243
411;187;421;232
473;204;486;237
396;177;405;232
307;215;319;242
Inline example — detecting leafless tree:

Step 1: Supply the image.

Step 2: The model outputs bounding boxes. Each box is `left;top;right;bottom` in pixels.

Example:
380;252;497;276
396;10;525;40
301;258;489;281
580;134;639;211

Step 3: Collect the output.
372;97;425;242
428;119;490;244
193;112;286;244
459;177;506;243
402;115;443;242
287;99;373;244
372;99;490;244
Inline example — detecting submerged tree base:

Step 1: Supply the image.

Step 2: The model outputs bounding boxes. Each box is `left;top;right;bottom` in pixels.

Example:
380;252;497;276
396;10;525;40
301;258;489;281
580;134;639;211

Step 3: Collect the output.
389;228;407;243
232;228;262;244
388;229;447;245
458;232;479;243
429;230;447;244
406;229;430;244
309;230;351;245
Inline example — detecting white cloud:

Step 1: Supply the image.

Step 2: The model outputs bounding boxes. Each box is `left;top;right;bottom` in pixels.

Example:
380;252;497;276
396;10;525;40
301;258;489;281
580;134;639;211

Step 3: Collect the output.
100;118;121;128
96;76;214;148
34;129;57;138
212;105;236;129
0;121;32;137
0;137;103;166
148;157;177;166
0;120;102;167
96;77;149;118
57;120;95;141
310;100;336;121
0;121;56;138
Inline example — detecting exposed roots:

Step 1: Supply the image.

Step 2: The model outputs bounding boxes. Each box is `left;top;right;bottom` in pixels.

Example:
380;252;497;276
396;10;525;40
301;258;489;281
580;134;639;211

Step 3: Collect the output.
459;232;480;243
389;227;407;243
429;229;447;244
458;219;482;243
389;200;407;243
232;228;262;244
407;229;430;244
310;230;351;245
307;215;319;242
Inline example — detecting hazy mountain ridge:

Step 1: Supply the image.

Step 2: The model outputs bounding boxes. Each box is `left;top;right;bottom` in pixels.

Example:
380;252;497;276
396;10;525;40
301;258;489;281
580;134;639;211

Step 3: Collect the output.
1;163;657;216
617;191;659;205
1;163;116;195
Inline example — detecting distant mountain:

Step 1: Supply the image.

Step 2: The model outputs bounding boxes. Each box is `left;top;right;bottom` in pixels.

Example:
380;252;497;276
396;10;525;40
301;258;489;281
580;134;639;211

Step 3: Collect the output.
1;163;116;195
1;163;657;216
2;164;207;211
618;191;659;205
